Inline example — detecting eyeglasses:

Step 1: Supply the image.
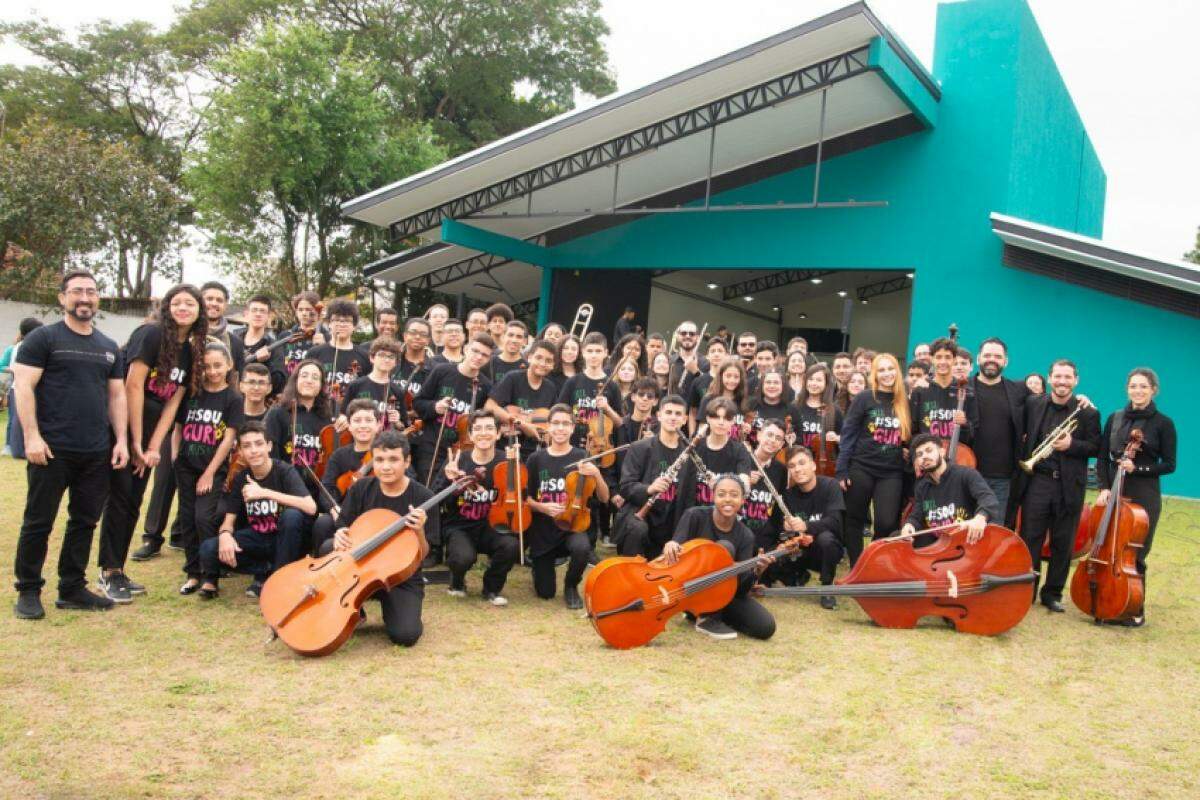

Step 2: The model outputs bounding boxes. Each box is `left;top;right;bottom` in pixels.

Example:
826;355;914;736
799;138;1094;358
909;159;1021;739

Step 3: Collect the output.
241;379;270;387
374;352;398;360
678;331;697;337
64;287;99;297
636;392;657;399
407;330;430;339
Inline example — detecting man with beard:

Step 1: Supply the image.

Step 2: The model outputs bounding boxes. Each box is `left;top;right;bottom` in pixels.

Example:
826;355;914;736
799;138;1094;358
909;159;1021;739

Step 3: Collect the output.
970;337;1031;523
12;270;129;619
901;434;999;546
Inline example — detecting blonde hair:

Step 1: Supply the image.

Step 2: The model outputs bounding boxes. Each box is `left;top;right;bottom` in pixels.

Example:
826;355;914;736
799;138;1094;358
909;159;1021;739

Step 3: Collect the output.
868;353;911;441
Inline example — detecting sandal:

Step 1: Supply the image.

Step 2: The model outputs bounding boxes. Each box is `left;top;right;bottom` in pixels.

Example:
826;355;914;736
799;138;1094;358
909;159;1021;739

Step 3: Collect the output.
179;579;201;596
198;583;220;600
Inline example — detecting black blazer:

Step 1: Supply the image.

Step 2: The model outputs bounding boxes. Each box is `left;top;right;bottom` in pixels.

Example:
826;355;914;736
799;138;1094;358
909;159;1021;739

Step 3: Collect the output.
1018;394;1101;507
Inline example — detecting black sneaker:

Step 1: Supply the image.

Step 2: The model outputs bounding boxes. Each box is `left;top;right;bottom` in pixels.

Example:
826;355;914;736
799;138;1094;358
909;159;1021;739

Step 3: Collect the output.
125;575;146;596
167;536;184;552
130;541;161;561
820;595;837;610
695;615;737;640
245;580;264;598
97;572;133;604
56;586;115;611
563;584;584;610
14;592;45;620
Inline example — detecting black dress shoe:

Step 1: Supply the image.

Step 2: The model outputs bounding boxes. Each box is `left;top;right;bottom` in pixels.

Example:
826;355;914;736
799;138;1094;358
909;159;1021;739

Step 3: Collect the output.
130;541;162;561
55;586;114;611
563;584;584;610
1041;598;1065;613
820;595;837;610
14;592;45;620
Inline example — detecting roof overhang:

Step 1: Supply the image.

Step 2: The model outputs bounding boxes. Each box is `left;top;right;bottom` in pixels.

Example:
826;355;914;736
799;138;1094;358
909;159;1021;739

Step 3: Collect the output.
346;2;939;300
990;213;1200;297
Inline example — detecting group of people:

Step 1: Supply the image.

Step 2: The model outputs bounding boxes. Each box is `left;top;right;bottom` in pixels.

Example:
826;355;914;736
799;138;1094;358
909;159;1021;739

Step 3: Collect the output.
9;270;1178;647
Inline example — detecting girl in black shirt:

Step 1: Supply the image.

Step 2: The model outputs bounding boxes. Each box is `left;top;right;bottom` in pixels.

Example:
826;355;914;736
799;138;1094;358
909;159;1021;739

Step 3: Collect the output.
745;368;794;449
1095;367;1177;627
265;359;335;511
174;342;244;593
695;357;749;439
795;364;843;474
98;283;207;602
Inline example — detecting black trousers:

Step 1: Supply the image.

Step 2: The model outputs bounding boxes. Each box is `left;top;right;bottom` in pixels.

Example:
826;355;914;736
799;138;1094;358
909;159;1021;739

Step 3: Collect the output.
142;435;182;545
795;530;843;585
531;532;591;599
843;466;903;566
446;526;520;594
1122;477;1163;581
198;509;311;583
1019;473;1082;602
315;538;424;646
175;464;225;578
14;450;111;594
312;513;338;556
707;538;775;639
97;403;163;570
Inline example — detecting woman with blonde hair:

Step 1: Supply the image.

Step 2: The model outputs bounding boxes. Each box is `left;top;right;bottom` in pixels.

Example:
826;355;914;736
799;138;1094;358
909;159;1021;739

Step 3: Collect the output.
833;352;911;565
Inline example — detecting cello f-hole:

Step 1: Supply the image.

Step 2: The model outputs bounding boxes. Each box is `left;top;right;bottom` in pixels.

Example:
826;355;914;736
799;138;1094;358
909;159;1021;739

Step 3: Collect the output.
929;546;966;571
338;575;361;607
932;598;969;618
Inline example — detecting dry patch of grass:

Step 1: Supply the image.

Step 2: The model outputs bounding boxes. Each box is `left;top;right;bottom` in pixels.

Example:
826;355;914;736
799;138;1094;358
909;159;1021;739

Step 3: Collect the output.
0;441;1198;799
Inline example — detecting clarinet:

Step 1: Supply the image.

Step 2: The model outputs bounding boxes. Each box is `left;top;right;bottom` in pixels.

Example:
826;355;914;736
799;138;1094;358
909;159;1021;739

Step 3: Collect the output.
633;427;707;521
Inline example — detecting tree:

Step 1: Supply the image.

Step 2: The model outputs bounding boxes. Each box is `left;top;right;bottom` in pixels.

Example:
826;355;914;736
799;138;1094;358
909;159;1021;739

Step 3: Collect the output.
187;21;446;297
1186;227;1200;265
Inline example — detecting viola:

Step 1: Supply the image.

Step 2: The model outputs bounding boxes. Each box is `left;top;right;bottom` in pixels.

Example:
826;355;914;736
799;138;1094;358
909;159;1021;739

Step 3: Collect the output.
260;470;481;657
335;449;374;497
489;435;531;540
506;405;551;440
585;536;802;649
555;470;597;532
758;524;1037;636
1070;430;1148;623
315;424;352;479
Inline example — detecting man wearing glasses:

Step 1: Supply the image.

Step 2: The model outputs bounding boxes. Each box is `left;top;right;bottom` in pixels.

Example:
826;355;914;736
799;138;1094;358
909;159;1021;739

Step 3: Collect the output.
668;321;708;399
395;317;433;399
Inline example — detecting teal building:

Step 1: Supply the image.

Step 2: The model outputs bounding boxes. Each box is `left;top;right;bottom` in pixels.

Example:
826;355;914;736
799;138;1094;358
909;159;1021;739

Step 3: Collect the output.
345;0;1197;496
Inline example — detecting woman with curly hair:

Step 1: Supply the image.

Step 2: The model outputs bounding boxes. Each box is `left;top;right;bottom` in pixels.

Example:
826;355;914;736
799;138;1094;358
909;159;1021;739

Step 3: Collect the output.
97;283;207;603
265;358;335;516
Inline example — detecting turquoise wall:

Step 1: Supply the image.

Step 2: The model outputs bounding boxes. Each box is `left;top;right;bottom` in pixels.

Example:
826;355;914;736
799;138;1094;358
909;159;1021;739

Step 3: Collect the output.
537;0;1194;496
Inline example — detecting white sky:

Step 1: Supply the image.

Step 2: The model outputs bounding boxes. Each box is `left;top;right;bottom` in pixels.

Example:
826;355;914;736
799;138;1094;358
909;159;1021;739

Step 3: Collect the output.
4;0;1198;293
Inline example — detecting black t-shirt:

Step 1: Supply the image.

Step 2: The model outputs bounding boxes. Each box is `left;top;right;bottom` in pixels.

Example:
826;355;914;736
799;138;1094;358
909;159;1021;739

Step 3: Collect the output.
746;398;793;446
272;325;328;377
795;403;843;451
321;444;371;504
393;354;431;398
617;436;686;532
973;380;1015;478
525;446;586;557
672;506;757;594
695;395;749;441
219;459;309;534
911;380;976;444
905;464;1000;531
489;354;527;385
176;386;244;473
693;437;755;504
15;321;124;454
687;373;714;412
491;370;559;455
837;391;906;479
436;448;505;534
335;477;439;570
242;407;268;426
127;323;191;408
306;344;371;409
780;477;845;541
264;402;332;503
340;374;407;429
741;459;787;541
557;372;624;447
413;363;492;448
237;327;276;359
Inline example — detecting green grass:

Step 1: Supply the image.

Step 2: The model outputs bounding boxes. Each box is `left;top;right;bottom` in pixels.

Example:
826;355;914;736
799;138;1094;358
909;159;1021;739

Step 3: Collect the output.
1;414;1198;799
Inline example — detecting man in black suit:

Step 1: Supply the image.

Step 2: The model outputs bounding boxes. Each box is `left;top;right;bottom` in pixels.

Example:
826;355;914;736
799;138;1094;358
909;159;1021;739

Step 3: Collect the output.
1016;359;1100;612
971;337;1030;527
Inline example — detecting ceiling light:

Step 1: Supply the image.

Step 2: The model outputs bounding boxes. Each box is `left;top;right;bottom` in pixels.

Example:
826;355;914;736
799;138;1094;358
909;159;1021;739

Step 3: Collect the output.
706;283;719;290
743;295;754;302
798;312;808;320
771;305;781;312
810;278;823;284
906;272;914;279
837;290;847;298
861;299;869;305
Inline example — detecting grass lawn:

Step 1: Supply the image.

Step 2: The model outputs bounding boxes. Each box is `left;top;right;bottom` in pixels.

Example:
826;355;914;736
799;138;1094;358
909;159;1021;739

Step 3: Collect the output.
1;415;1198;799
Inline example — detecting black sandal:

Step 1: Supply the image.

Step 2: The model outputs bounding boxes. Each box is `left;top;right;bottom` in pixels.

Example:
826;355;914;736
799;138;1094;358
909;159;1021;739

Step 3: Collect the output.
198;584;220;600
179;579;201;595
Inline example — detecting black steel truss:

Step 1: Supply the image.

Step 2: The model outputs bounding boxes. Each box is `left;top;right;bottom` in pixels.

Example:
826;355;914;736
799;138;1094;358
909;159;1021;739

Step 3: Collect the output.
510;297;541;318
389;45;872;241
385;235;546;291
721;269;838;301
856;275;912;300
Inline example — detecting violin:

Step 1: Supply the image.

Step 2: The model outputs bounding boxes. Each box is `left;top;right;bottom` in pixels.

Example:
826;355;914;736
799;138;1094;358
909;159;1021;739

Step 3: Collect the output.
555;469;597;532
315;424;352;479
586;357;629;469
335;449;374;497
585;536;802;649
758;524;1037;636
1070;429;1147;623
260;470;481;657
489;434;531;539
506;405;550;440
224;451;247;491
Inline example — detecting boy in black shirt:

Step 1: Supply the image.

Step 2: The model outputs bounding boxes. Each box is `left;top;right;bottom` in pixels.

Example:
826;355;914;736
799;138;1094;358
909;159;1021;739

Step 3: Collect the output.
437;410;519;605
902;433;998;546
662;475;776;641
525;405;608;609
312;400;381;553
200;422;317;598
339;337;407;430
741;419;789;561
614;394;693;558
779;446;846;607
909;338;977;453
487;339;559;458
326;429;438;647
689;397;754;505
239;363;271;424
557;331;622;449
412;333;495;490
394;317;433;396
306;299;370;410
489;319;528;383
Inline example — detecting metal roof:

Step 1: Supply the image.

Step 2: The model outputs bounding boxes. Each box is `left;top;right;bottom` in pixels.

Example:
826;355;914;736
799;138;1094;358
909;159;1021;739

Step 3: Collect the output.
990;213;1200;297
345;2;940;300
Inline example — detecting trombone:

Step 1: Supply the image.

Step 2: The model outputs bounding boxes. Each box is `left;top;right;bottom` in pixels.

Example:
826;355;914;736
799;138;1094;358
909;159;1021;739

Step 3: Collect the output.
1020;405;1082;474
569;303;593;338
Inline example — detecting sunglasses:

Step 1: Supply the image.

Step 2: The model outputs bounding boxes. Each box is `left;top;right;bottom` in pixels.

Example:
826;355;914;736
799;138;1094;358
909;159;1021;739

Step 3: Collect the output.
636;392;657;399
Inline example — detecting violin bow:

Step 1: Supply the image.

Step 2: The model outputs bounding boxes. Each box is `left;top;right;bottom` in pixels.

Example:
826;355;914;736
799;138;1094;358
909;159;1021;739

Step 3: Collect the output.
510;430;526;565
300;461;342;517
564;442;634;469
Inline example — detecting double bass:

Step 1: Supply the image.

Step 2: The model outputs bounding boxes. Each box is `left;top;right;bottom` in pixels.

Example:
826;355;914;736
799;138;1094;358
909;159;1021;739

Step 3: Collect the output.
260;470;481;657
584;537;802;649
1070;430;1147;623
758;524;1037;636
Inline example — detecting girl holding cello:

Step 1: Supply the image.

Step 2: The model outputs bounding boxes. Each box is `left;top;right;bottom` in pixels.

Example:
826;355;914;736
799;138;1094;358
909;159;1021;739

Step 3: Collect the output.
1094;367;1176;627
524;404;609;609
835;353;911;567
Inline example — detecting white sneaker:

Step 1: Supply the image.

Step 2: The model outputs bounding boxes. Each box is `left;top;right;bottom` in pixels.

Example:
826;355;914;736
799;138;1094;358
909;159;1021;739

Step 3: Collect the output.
446;586;466;598
483;592;508;607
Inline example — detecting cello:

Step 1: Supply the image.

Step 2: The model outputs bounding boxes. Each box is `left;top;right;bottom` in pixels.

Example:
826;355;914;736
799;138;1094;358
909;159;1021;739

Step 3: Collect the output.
758;524;1037;636
1070;430;1147;623
260;469;482;657
489;432;530;563
584;536;802;649
944;377;978;470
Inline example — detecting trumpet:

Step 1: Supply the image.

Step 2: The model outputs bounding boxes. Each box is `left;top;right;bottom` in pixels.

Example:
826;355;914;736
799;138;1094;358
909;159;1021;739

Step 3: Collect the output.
569;303;593;339
1020;405;1082;474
